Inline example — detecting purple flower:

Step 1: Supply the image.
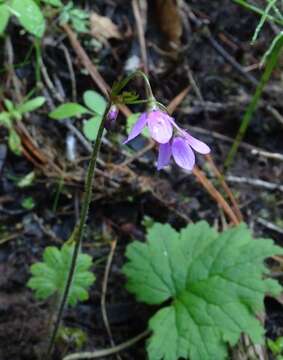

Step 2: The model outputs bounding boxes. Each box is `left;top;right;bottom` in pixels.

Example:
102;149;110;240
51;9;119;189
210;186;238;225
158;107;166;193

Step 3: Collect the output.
105;105;118;130
157;132;210;171
123;106;210;171
124;110;173;144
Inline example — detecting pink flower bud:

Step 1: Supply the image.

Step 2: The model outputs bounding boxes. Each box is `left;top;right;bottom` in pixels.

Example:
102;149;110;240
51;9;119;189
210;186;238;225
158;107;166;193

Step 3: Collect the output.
105;105;118;130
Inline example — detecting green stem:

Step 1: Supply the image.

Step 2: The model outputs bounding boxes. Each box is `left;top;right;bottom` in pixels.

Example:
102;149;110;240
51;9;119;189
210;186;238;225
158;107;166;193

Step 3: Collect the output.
45;103;111;359
52;175;64;212
233;0;283;26
34;38;41;87
112;70;155;104
224;33;283;171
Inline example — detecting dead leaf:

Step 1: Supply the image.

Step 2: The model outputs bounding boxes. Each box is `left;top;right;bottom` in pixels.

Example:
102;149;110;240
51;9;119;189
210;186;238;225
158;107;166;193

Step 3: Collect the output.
155;0;182;50
90;12;122;44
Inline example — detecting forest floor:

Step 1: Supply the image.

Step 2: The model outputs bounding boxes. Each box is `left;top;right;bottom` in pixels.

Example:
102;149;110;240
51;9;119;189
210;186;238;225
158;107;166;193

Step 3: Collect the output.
0;0;283;359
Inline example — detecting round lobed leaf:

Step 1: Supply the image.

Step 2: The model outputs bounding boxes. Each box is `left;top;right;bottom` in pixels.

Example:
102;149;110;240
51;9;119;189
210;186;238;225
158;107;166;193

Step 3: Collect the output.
27;244;96;306
123;221;283;360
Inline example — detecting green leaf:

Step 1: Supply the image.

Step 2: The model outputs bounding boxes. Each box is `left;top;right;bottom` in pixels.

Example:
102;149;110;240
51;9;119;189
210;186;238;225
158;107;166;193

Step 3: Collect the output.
8;129;22;155
59;4;89;32
49;103;91;120
17;171;35;188
121;91;140;104
83;116;103;141
0;4;10;34
267;337;283;355
27;244;95;306
71;16;88;33
21;196;35;210
0;112;12;128
17;97;45;114
123;221;283;360
10;0;45;37
83;90;107;115
4;99;14;112
58;326;87;349
70;8;89;19
59;10;69;24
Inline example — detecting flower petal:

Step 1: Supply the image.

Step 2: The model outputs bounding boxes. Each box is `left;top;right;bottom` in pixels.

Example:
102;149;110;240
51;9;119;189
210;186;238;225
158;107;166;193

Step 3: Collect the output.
157;142;172;170
184;133;210;154
147;111;173;144
172;137;195;170
123;113;147;144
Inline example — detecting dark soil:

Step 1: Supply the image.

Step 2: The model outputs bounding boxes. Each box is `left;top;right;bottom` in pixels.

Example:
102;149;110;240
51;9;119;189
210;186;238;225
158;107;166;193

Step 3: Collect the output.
0;0;283;359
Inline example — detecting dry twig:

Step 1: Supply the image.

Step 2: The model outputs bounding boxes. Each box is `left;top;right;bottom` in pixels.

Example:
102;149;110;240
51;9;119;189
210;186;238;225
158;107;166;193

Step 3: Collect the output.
193;167;240;225
101;239;120;360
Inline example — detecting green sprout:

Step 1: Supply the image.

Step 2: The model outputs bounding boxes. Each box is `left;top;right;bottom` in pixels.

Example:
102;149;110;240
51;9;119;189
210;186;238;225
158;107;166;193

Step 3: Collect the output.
59;1;89;33
0;96;45;155
49;90;107;141
268;337;283;360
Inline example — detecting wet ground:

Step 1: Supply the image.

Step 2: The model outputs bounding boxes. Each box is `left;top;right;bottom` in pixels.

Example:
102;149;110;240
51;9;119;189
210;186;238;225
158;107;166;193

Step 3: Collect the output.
0;0;283;359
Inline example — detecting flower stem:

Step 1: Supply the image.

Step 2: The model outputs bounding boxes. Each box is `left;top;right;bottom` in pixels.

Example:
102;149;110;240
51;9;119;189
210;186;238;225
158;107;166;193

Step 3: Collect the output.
45;103;111;359
111;70;155;104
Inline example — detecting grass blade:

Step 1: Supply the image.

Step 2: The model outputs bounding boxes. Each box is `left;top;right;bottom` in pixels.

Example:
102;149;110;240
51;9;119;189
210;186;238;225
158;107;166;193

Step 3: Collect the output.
233;0;283;26
224;31;283;170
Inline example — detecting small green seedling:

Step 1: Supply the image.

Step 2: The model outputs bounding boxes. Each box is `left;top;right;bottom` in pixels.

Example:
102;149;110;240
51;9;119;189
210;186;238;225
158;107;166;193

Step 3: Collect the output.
49;90;107;141
58;326;87;350
59;1;89;33
0;97;45;155
21;196;35;210
17;171;35;188
123;221;283;360
268;337;283;360
27;244;95;306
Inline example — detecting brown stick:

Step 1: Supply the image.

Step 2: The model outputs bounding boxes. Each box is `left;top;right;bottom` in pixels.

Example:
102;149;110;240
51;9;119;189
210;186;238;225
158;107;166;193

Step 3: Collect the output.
61;23;109;96
61;23;132;117
193;166;240;225
101;239;121;360
205;154;243;222
167;86;190;115
132;0;148;75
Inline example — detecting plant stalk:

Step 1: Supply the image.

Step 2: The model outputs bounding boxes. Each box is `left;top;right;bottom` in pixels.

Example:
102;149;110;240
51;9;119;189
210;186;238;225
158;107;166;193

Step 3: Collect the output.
112;70;155;104
233;0;283;26
224;33;283;170
45;103;111;359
